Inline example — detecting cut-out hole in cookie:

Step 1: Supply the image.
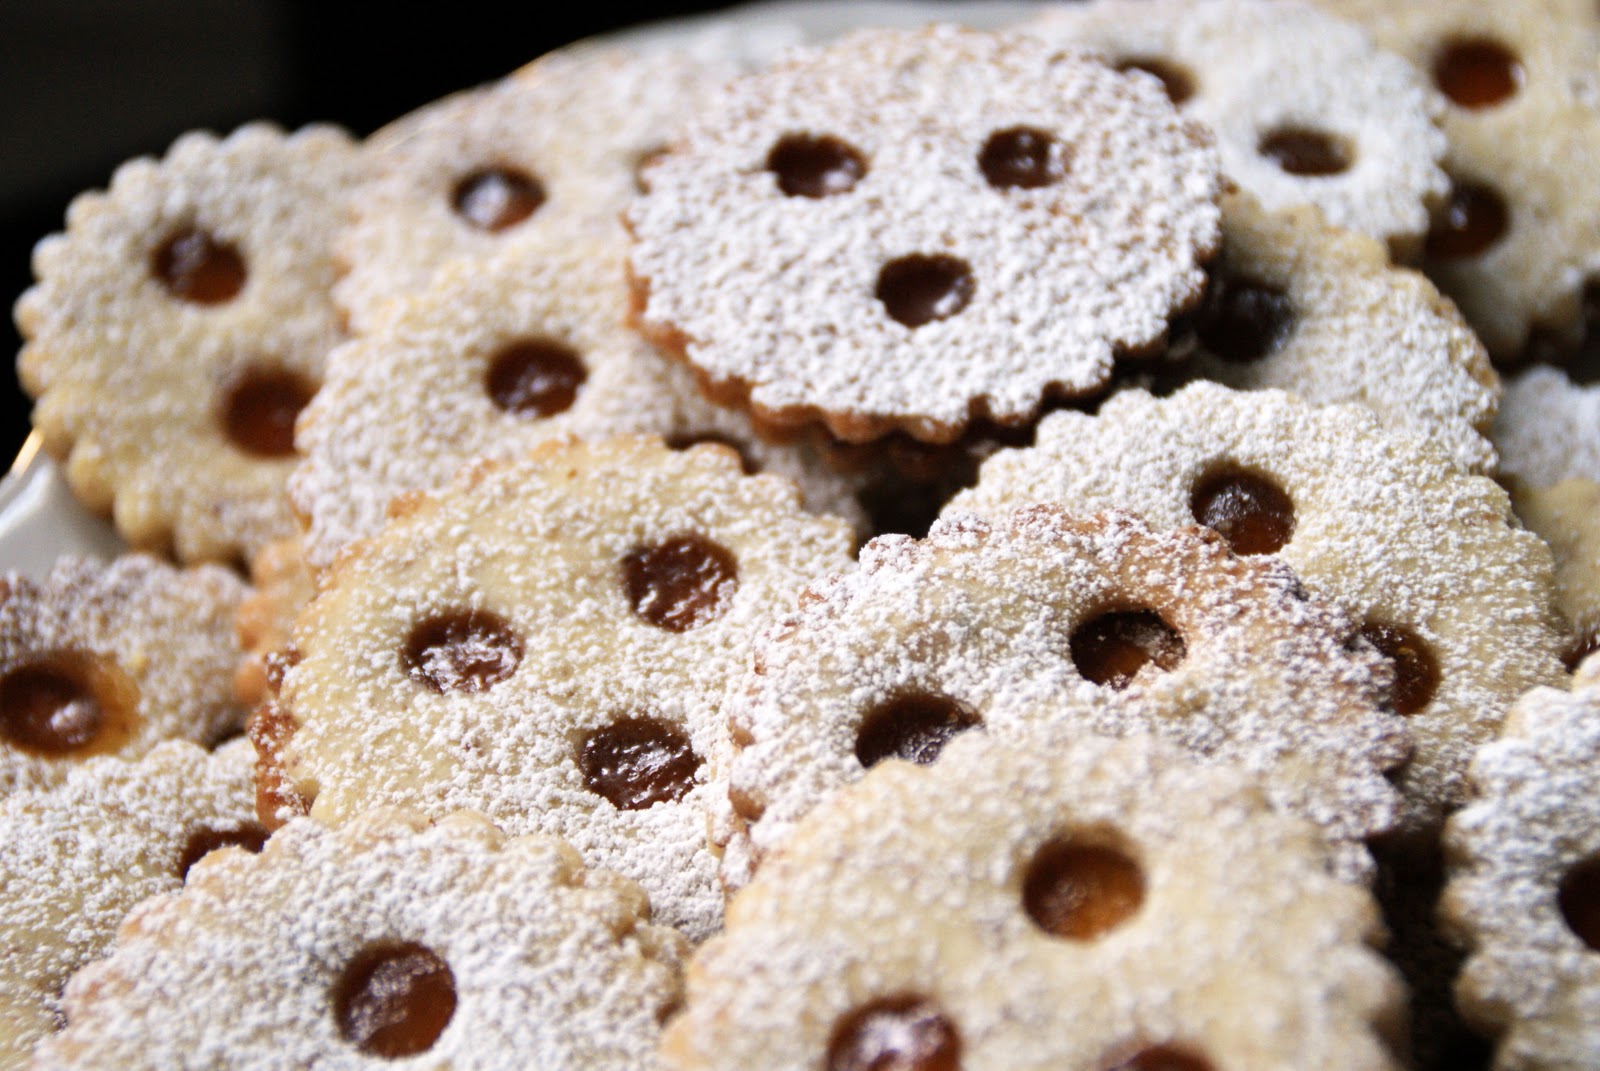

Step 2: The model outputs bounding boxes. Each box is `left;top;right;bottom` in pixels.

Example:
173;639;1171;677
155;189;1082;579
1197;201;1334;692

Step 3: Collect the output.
1559;855;1600;952
854;692;981;769
767;133;867;198
485;338;586;419
401;610;522;694
1258;126;1353;177
219;365;316;458
1434;38;1523;109
826;994;962;1071
877;255;976;328
662;432;758;475
1114;56;1195;106
1105;1045;1217;1071
1425;182;1509;261
177;823;268;880
621;533;739;632
1023;836;1145;940
1070;610;1186;690
1195;274;1294;363
1360;622;1441;716
152;227;247;305
579;715;702;811
979;126;1069;190
333;942;457;1059
1564;631;1600;673
1190;467;1295;556
451;167;546;233
0;654;138;757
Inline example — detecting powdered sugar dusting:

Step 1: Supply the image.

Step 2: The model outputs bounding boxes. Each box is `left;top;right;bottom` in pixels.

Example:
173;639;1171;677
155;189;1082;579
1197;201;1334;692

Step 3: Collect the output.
1494;366;1600;489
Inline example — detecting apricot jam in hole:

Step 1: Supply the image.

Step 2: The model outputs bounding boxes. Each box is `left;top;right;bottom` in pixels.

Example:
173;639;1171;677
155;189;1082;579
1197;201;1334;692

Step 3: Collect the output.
767;134;867;198
877;255;975;328
1024;837;1145;940
1106;1046;1216;1071
979;127;1068;190
152;227;246;304
0;654;138;757
219;365;316;458
1360;622;1441;715
1115;57;1195;106
451;167;545;232
1190;468;1295;556
1425;182;1509;261
855;692;981;769
826;995;962;1071
1564;631;1600;673
1559;855;1600;952
177;824;268;879
1070;610;1186;690
333;942;456;1059
579;716;701;810
401;610;522;694
1196;274;1294;363
485;338;586;419
1435;39;1522;109
621;534;738;632
1258;126;1353;177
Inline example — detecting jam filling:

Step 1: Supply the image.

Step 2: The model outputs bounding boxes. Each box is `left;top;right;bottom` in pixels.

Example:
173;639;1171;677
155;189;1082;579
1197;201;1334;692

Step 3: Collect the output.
1195;274;1294;363
1258;127;1352;177
768;134;868;198
220;365;316;458
855;692;981;769
1189;469;1295;556
1564;631;1600;673
877;255;975;328
621;534;739;632
1425;182;1509;261
979;127;1068;190
1559;855;1600;952
485;338;586;419
1070;610;1186;690
401;610;522;694
826;995;962;1071
1434;39;1522;109
152;227;246;304
1023;838;1145;940
1115;57;1195;106
579;716;701;810
0;657;129;756
451;167;545;232
334;943;456;1058
1361;622;1441;716
1106;1046;1216;1071
177;824;269;879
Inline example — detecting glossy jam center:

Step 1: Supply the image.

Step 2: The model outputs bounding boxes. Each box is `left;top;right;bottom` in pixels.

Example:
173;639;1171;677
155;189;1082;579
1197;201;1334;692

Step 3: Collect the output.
979;127;1068;190
1435;39;1522;108
621;534;738;632
1195;275;1294;363
220;366;315;458
855;693;981;769
1107;1046;1216;1071
579;716;701;810
401;611;522;694
485;338;586;419
1258;127;1352;176
826;995;962;1071
1115;57;1195;105
767;134;867;198
1559;856;1600;952
451;167;545;232
152;228;246;304
877;255;975;328
334;943;456;1059
1190;469;1295;556
1023;839;1145;940
177;824;268;879
1425;183;1509;260
1070;611;1186;690
0;658;125;756
1361;622;1441;715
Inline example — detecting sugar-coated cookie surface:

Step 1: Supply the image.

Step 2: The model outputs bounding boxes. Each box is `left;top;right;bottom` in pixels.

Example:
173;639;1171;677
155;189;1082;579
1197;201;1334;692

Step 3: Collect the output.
673;733;1406;1071
1509;479;1600;671
628;25;1222;443
948;383;1565;833
32;808;686;1071
14;124;364;563
0;740;259;1066
1030;0;1450;257
1494;366;1600;490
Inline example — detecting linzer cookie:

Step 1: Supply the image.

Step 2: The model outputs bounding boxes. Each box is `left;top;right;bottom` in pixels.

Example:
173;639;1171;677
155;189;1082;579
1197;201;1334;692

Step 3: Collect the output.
0;740;260;1065
0;555;247;795
261;437;853;939
233;536;316;707
1509;479;1600;670
672;733;1407;1071
1030;0;1450;258
724;507;1407;886
949;384;1566;833
1318;0;1600;358
295;231;867;572
627;25;1222;443
1494;366;1600;489
1441;658;1600;1069
32;809;686;1070
14;124;363;563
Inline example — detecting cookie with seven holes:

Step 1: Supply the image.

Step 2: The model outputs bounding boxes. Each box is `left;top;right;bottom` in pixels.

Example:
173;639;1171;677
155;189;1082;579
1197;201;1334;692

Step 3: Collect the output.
1509;479;1600;671
30;808;686;1070
1029;0;1450;259
1316;0;1600;359
0;555;247;796
259;436;854;940
627;24;1222;444
672;732;1407;1071
1440;656;1600;1070
14;124;364;564
724;506;1407;887
947;383;1566;834
232;536;317;708
295;229;868;572
0;739;261;1065
1494;366;1600;490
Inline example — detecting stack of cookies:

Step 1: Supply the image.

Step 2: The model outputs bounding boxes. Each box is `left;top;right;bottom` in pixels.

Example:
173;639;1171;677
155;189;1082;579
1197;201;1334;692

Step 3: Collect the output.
5;4;1600;1069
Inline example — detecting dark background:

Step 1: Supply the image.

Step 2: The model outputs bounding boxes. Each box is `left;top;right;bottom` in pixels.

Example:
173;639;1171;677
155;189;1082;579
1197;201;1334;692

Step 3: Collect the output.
0;0;736;466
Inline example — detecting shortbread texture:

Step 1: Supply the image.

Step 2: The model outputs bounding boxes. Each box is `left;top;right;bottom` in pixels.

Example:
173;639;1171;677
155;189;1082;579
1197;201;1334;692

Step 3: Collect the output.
1495;367;1600;489
14;124;363;563
669;733;1406;1071
628;25;1222;442
232;536;317;707
1509;479;1600;667
33;809;686;1070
